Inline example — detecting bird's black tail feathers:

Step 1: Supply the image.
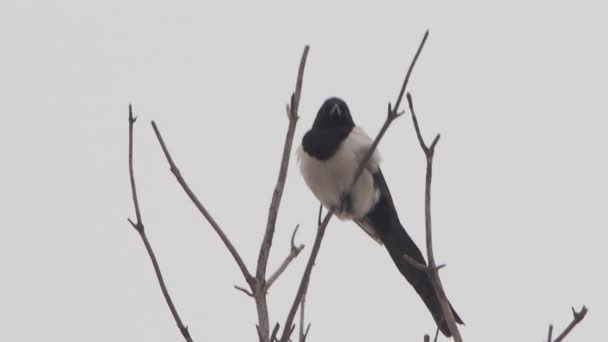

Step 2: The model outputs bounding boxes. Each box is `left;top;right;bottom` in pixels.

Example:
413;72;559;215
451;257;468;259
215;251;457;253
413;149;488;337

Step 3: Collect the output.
366;171;463;337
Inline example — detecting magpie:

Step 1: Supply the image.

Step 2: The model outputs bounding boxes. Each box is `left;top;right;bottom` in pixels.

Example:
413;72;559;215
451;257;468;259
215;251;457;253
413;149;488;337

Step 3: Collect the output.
297;97;463;336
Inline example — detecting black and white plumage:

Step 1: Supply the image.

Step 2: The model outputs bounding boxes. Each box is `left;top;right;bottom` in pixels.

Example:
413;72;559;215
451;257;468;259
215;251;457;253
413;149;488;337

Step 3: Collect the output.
297;97;463;336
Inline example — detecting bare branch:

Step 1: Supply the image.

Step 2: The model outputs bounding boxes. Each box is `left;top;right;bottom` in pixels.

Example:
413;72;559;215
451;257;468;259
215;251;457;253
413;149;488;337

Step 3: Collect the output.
253;45;309;342
548;324;554;342
128;106;143;231
256;325;263;342
433;327;440;342
266;225;305;290
350;29;429;191
301;323;311;342
127;106;193;342
317;204;323;227
393;29;429;116
270;323;281;342
279;212;332;342
552;306;588;342
151;121;254;287
298;283;310;342
234;285;254;297
423;335;430;342
279;31;430;342
407;93;462;341
257;45;309;281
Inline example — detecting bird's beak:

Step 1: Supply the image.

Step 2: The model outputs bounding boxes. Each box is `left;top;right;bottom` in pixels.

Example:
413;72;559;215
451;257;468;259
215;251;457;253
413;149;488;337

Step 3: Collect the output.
330;103;341;116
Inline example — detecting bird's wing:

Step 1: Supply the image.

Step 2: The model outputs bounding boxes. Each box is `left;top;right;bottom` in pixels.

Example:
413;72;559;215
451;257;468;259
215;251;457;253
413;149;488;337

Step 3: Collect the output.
354;218;383;244
353;168;397;245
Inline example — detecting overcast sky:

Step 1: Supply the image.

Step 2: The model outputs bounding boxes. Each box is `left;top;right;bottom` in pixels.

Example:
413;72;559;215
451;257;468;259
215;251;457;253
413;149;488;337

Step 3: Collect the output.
1;0;606;341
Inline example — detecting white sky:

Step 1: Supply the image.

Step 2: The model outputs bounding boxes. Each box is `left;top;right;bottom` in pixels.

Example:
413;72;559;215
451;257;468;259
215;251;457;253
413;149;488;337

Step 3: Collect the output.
1;0;606;341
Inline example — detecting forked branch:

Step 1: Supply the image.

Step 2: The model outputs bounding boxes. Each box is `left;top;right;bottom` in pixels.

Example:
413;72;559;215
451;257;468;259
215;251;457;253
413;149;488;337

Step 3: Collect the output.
255;45;310;342
266;225;305;291
550;306;588;342
127;105;193;342
407;93;462;341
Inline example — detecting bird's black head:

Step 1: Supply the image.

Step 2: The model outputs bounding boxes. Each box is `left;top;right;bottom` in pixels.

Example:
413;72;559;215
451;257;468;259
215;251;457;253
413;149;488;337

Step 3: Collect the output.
302;97;356;160
312;97;355;129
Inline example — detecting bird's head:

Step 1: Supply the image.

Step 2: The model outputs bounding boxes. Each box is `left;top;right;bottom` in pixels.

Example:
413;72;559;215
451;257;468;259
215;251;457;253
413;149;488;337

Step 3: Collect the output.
312;97;355;129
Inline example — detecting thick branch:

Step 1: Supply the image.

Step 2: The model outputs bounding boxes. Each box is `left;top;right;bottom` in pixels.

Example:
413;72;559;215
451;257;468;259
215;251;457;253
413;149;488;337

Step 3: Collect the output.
279;30;430;342
552;306;588;342
127;106;193;342
407;93;462;341
151;121;253;287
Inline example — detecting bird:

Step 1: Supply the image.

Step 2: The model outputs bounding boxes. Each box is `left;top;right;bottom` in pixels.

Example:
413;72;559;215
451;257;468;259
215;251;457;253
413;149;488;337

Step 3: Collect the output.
297;97;463;336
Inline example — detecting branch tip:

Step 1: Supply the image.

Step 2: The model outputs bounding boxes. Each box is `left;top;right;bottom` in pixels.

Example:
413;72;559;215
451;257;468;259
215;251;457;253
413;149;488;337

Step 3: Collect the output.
290;224;301;251
430;134;441;152
234;285;254;297
551;305;588;342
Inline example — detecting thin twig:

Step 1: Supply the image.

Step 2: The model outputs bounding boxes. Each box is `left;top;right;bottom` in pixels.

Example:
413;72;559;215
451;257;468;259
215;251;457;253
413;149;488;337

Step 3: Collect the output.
298;282;310;342
270;323;281;342
279;30;430;342
127;105;193;342
266;225;305;291
433;327;440;342
234;285;254;297
279;212;332;342
301;323;311;342
407;93;462;341
424;335;430;342
128;105;143;228
547;324;553;342
317;204;323;227
151;121;254;287
552;306;588;342
393;30;429;119
350;30;429;188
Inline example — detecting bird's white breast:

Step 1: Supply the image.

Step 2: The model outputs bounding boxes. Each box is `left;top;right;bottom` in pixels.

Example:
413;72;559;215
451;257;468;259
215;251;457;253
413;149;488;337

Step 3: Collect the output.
297;127;381;220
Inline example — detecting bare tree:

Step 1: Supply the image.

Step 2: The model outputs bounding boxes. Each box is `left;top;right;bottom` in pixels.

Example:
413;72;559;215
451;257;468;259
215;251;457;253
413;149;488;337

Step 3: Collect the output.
125;31;588;342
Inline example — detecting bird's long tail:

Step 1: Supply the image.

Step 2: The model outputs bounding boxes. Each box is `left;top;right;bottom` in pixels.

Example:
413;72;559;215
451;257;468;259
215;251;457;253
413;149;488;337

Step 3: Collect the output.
364;170;463;336
377;217;463;336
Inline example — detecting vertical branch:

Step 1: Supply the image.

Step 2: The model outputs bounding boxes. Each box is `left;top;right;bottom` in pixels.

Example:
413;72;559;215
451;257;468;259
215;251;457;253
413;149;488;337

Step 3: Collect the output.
127;106;193;342
407;93;462;342
255;45;309;342
298;284;311;342
279;212;333;342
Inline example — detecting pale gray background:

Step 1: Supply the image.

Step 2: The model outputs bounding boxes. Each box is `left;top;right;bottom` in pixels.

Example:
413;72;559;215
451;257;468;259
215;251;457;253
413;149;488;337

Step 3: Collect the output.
0;0;606;341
